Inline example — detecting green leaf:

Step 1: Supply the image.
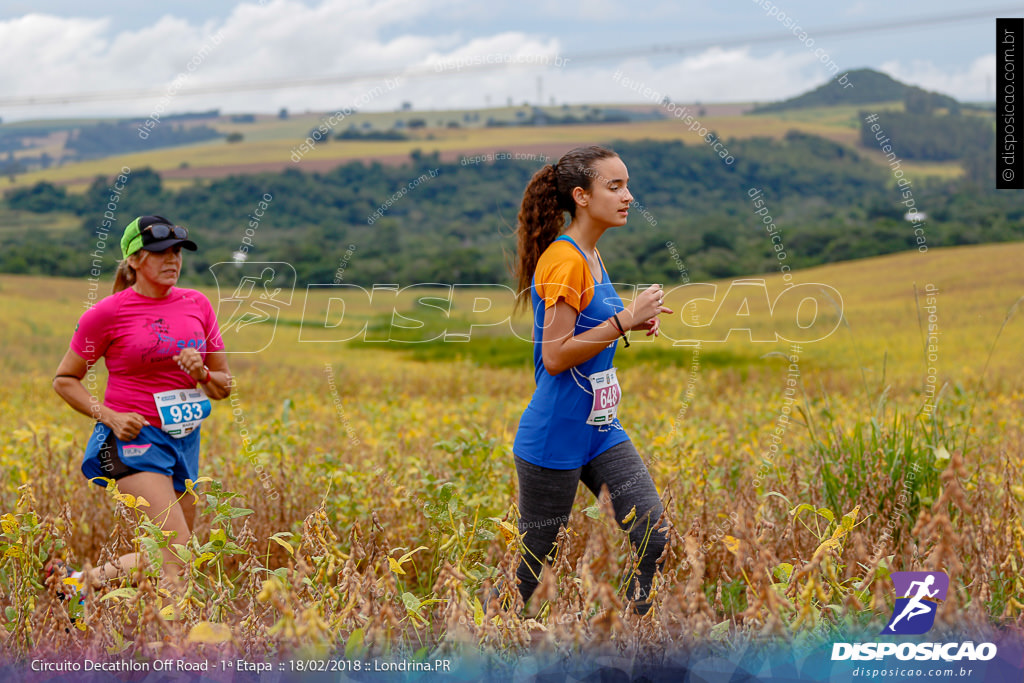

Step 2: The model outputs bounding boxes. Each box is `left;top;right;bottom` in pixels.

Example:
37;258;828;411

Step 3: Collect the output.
213;507;254;524
439;482;456;503
188;621;232;644
345;628;365;659
473;597;484;627
840;506;860;532
583;504;602;519
101;587;139;602
402;592;422;616
140;537;163;563
193;552;216;569
4;606;16;621
709;619;730;639
209;528;228;548
773;562;794;583
269;534;294;556
106;630;129;655
789;503;815;518
218;542;247;556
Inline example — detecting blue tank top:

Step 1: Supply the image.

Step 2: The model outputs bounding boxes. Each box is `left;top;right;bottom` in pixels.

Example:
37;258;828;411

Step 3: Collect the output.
513;236;631;469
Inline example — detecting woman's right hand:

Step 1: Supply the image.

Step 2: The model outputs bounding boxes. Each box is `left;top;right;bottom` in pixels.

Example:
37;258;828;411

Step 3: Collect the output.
628;283;667;324
101;408;150;441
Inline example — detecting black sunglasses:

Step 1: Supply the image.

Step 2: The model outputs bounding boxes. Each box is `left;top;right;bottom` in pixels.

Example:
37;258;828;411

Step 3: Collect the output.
142;223;188;241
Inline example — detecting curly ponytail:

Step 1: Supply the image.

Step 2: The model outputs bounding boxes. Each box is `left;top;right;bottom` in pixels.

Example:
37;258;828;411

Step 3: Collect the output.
514;146;618;310
515;164;563;309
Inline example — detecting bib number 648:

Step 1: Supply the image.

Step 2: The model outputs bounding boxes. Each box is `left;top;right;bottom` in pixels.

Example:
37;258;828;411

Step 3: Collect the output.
586;368;621;425
598;384;620;409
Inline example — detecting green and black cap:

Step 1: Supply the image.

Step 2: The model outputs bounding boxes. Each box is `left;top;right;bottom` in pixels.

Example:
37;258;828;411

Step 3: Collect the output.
120;215;197;259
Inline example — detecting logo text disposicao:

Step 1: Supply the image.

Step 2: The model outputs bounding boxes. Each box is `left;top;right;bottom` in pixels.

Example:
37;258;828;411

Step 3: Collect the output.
831;642;997;662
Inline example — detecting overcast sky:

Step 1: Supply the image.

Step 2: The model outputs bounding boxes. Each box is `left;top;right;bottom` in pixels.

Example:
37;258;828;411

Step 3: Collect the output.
0;0;1012;122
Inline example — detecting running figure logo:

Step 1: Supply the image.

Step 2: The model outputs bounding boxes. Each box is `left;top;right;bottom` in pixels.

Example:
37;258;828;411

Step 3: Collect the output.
882;571;948;635
208;261;296;354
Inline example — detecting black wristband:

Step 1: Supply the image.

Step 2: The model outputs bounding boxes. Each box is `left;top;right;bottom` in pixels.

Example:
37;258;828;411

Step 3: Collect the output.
612;313;630;348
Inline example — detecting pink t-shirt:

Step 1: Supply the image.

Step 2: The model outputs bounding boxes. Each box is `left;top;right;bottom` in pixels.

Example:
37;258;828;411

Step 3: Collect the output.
71;287;225;426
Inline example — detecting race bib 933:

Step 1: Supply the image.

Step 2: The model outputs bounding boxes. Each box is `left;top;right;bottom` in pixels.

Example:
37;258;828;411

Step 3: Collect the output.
153;388;211;438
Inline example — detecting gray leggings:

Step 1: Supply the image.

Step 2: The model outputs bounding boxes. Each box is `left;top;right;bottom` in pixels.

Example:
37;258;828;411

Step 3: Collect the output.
514;440;667;605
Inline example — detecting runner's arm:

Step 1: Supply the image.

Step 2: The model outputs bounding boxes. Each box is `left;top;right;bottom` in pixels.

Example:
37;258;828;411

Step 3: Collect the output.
174;347;231;400
52;349;149;439
199;350;231;400
541;284;669;375
540;300;629;375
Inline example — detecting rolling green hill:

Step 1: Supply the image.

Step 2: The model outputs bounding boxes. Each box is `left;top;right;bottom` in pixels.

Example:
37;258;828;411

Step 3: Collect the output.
750;68;962;113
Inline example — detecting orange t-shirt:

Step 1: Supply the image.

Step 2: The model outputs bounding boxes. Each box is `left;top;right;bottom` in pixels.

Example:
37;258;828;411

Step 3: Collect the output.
533;239;605;313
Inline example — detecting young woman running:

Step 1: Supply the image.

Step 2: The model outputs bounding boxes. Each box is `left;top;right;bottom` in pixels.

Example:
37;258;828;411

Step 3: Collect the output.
52;215;231;589
511;146;671;615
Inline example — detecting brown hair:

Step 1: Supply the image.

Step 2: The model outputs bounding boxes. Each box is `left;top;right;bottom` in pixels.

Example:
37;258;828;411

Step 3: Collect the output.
113;261;134;294
112;252;147;293
514;145;618;310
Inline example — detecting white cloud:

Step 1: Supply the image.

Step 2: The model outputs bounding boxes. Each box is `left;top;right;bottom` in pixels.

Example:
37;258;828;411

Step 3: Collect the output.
0;0;451;119
0;0;993;121
879;54;996;102
359;45;844;112
535;47;834;109
843;2;870;17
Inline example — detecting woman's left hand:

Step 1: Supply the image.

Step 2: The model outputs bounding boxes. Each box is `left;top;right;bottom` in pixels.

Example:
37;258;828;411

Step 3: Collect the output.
633;307;673;337
174;347;207;382
633;317;661;337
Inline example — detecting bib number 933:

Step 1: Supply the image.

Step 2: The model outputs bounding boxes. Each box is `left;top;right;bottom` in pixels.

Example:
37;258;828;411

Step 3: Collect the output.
153;388;211;439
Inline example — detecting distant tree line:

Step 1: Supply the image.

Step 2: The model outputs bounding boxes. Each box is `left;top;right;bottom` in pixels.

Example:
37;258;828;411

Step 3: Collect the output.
334;129;408;141
859;110;993;162
65;121;223;159
2;131;1019;285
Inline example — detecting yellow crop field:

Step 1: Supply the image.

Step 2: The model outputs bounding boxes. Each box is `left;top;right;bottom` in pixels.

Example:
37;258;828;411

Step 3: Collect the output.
1;242;1022;671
